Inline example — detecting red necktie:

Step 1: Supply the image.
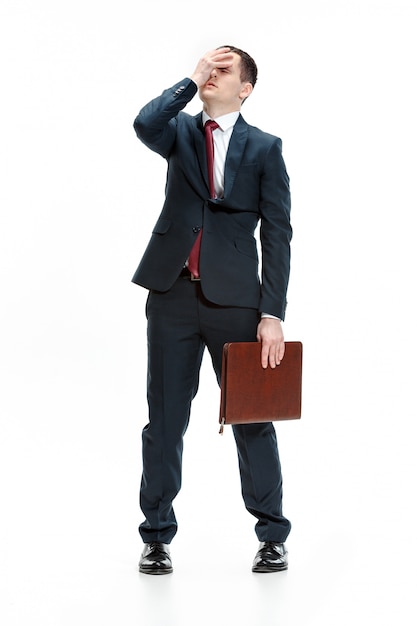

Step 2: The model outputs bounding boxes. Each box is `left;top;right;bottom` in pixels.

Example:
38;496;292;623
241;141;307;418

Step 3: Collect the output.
188;120;219;278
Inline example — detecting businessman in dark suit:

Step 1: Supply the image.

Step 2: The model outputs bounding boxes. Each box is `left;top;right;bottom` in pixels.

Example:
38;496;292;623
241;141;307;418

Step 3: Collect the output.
133;46;293;574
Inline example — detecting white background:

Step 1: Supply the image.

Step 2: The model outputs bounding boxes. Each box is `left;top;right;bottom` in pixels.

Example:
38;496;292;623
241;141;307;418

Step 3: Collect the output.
1;1;416;624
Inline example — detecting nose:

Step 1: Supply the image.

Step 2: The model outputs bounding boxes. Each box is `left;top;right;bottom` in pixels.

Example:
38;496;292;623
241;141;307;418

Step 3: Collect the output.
210;67;217;78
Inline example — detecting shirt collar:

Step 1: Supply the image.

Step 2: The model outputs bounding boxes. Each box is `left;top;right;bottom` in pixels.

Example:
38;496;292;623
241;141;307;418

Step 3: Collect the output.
202;110;240;131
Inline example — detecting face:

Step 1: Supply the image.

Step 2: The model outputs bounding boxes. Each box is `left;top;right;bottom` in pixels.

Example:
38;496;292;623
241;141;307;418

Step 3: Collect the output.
198;53;253;112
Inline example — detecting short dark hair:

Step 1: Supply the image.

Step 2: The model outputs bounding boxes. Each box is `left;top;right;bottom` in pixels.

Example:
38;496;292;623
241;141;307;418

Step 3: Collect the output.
219;45;258;88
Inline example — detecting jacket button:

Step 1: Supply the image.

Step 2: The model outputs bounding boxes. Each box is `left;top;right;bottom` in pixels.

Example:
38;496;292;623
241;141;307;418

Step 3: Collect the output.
192;226;201;233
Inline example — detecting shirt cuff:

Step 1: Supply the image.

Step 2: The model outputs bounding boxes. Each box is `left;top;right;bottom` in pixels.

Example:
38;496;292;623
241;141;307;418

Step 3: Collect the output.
261;313;282;322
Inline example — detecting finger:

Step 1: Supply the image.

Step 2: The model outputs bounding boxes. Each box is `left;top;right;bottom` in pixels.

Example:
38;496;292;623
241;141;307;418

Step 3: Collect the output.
212;49;233;65
206;48;230;62
261;343;269;369
273;344;285;367
269;347;277;369
214;46;231;55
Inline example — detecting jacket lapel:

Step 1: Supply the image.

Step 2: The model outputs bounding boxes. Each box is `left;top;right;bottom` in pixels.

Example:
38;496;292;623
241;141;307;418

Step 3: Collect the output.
193;114;211;196
223;115;248;199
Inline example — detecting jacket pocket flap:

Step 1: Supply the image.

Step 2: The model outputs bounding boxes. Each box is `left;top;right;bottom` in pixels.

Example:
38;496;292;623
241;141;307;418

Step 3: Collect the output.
234;237;258;259
152;218;171;235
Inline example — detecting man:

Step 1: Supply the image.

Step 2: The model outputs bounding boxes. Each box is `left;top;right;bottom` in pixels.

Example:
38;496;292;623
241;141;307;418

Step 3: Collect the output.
132;46;292;574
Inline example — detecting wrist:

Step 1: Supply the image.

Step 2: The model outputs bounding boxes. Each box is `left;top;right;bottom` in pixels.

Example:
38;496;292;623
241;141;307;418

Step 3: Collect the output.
190;74;203;88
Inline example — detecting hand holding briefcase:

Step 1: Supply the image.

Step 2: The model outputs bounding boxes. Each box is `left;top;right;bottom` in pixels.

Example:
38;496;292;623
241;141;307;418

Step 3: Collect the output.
219;341;303;434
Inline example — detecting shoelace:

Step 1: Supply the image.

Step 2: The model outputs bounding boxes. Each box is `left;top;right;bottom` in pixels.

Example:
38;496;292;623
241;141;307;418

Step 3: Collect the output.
258;542;284;558
148;542;168;556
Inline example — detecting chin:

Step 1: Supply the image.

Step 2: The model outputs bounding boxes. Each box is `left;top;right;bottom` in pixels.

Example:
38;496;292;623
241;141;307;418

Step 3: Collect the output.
200;88;216;100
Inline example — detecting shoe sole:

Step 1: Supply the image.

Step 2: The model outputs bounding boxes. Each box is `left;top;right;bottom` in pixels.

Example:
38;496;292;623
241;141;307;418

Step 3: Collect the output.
139;567;173;575
252;565;288;573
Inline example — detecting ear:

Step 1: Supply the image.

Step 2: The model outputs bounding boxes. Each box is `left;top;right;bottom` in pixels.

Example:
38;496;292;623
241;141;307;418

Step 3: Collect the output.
239;82;253;101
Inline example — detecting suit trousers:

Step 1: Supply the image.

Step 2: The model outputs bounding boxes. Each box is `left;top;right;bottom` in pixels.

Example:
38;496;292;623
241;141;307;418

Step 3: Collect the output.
139;274;291;544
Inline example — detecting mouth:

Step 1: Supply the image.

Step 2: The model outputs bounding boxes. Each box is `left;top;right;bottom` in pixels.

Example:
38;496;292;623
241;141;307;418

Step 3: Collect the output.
205;81;217;88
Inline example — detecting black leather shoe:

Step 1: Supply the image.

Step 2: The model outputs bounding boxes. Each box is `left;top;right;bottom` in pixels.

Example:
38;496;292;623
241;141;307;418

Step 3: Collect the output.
252;541;288;573
139;542;173;575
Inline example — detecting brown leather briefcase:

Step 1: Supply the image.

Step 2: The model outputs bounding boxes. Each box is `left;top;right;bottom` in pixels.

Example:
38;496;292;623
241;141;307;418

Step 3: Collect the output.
219;341;303;433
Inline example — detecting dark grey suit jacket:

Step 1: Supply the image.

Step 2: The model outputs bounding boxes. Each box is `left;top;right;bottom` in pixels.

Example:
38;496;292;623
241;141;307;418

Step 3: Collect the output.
132;78;292;320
